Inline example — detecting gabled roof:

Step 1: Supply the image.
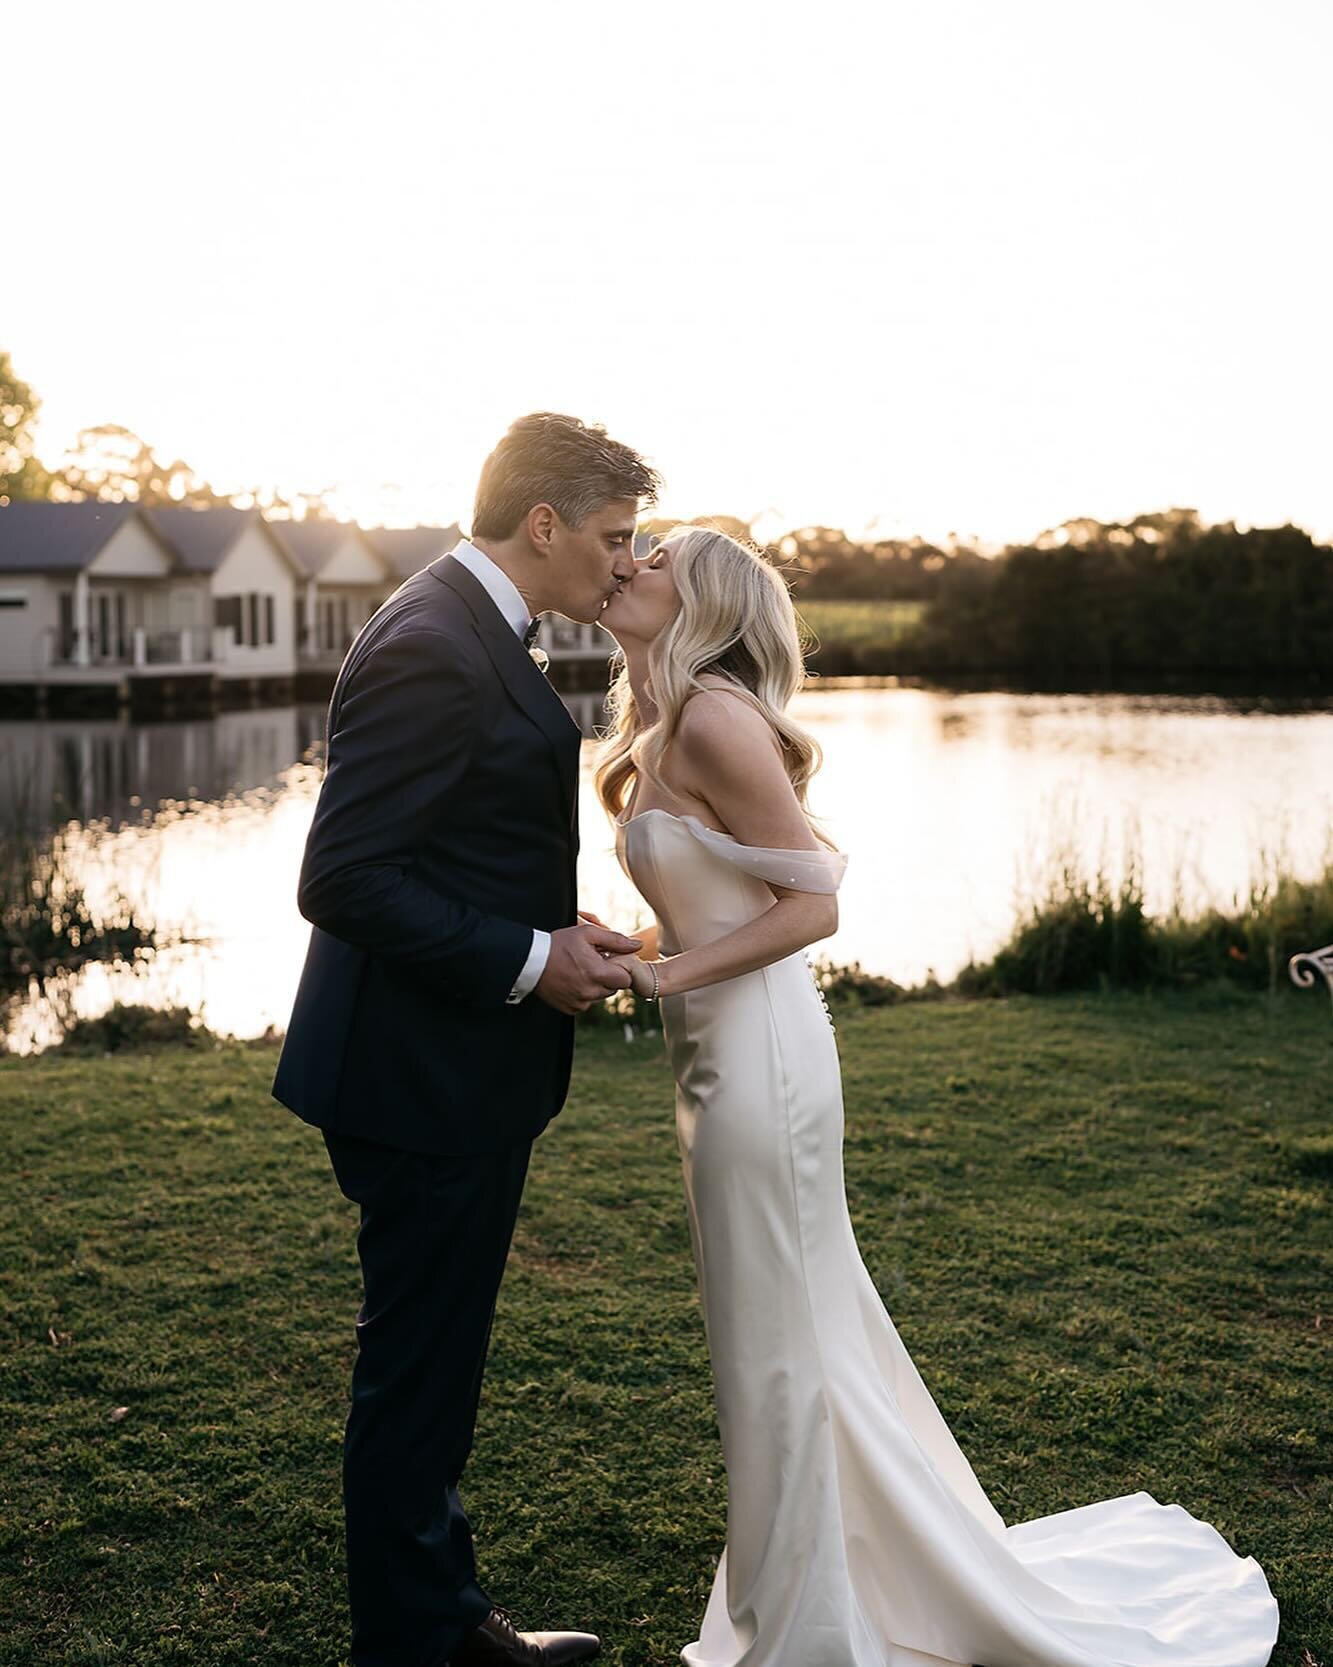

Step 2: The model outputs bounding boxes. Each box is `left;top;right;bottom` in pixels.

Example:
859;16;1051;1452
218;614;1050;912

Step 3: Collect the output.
365;523;463;578
268;518;379;579
142;505;295;575
0;501;139;573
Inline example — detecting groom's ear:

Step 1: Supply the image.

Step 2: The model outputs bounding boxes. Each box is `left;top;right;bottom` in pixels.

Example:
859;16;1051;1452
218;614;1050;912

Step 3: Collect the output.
525;503;559;555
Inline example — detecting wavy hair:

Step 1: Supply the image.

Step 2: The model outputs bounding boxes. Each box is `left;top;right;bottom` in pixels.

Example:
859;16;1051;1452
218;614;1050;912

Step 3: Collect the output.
472;412;660;539
593;525;834;846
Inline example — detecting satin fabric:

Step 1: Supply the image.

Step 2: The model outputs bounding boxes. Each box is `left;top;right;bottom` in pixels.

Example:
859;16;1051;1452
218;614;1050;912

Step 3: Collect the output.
615;808;1278;1667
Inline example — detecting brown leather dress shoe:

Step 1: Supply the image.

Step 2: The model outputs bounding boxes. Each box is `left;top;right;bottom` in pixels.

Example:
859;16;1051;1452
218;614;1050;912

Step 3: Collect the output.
450;1607;600;1667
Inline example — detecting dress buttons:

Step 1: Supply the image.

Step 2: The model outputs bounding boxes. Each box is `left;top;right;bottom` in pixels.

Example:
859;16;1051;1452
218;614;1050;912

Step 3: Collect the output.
803;954;835;1030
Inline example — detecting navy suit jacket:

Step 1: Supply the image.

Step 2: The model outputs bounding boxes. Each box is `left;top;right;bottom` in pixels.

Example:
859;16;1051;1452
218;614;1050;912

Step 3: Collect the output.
271;553;582;1155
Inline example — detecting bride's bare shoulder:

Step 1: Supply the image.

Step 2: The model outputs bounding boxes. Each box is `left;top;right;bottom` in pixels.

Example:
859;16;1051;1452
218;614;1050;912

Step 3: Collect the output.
676;681;782;761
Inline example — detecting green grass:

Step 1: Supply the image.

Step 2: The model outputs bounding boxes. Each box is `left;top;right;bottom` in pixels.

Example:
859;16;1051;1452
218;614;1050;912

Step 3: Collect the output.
796;598;926;662
2;992;1330;1666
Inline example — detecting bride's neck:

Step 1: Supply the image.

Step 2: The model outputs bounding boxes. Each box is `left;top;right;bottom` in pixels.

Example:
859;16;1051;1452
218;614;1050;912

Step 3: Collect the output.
622;640;657;723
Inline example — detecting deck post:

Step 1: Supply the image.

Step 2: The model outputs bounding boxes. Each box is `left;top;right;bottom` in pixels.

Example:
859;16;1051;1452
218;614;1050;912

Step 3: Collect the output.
74;571;91;667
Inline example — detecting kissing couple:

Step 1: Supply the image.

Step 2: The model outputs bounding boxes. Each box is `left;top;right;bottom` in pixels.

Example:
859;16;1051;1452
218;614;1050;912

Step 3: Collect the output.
272;415;1278;1667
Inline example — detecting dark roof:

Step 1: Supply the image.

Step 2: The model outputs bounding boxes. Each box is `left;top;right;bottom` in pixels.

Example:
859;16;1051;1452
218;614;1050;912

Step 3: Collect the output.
0;501;139;573
268;518;376;579
365;524;462;578
141;505;263;574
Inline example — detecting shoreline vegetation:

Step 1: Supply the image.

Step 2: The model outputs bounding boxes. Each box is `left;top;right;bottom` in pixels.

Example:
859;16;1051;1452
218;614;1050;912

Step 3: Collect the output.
0;789;164;1048
2;994;1328;1664
536;839;1333;1038
6;824;1333;1055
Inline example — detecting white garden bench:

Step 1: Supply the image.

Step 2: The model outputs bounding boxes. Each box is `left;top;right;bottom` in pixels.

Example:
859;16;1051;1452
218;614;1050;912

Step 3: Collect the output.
1289;943;1333;1010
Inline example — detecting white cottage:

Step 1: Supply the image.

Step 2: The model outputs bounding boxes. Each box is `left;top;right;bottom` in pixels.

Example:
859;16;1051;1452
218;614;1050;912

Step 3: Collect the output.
364;523;462;581
143;506;302;683
0;501;214;682
269;520;394;670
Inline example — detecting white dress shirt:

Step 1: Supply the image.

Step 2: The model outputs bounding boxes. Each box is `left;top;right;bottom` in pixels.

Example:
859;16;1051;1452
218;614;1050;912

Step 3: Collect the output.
449;539;551;1005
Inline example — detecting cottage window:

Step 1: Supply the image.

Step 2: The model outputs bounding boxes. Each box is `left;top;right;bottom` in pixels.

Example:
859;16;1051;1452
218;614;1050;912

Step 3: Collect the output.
93;592;127;659
58;591;75;659
214;595;243;642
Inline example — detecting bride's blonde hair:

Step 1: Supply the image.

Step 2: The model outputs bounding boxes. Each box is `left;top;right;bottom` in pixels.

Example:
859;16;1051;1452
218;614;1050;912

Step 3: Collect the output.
593;524;834;846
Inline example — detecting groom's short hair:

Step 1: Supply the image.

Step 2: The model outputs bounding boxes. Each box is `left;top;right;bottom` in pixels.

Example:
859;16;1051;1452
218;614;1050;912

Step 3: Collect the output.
472;413;660;540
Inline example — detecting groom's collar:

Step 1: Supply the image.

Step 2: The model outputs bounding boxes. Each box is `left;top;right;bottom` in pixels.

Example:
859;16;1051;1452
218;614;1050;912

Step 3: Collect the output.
448;538;534;641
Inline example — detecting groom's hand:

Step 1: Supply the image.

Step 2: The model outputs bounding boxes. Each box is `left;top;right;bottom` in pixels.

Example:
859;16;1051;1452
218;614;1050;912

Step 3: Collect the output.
537;922;643;1014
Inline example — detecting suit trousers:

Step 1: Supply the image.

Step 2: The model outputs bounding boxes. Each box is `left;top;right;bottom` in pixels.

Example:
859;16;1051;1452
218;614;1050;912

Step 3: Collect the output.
323;1127;533;1667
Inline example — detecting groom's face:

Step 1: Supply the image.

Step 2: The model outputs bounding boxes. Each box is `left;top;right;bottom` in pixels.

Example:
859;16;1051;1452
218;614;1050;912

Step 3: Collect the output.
547;498;640;625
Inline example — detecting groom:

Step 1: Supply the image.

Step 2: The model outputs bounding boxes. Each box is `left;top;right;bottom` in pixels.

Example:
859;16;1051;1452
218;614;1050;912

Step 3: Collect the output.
272;413;660;1667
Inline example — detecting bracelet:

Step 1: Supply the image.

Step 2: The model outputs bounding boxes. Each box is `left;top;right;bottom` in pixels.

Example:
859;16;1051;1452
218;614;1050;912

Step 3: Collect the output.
646;959;661;1002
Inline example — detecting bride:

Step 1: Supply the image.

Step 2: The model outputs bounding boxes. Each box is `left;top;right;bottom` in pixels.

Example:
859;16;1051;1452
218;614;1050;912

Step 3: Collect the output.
593;525;1279;1667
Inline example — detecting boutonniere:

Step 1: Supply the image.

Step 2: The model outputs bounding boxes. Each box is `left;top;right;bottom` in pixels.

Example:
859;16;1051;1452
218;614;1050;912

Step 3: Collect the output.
528;645;550;674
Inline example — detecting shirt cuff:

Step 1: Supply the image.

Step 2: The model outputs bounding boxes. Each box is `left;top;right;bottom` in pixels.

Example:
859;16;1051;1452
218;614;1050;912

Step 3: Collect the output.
505;928;551;1004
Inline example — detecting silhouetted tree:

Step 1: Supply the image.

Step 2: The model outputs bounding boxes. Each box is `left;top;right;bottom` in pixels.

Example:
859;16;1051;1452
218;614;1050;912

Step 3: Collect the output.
54;422;232;506
0;351;54;502
908;514;1333;679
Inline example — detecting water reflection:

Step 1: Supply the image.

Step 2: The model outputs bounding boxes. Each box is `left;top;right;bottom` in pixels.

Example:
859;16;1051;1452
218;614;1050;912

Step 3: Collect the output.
0;708;327;828
2;686;1330;1052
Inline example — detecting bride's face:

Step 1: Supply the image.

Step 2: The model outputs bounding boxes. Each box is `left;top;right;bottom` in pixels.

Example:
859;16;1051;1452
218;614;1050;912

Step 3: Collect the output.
600;537;681;644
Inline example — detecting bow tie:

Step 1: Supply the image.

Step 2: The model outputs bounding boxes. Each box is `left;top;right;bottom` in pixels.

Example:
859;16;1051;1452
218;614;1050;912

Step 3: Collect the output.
522;616;542;649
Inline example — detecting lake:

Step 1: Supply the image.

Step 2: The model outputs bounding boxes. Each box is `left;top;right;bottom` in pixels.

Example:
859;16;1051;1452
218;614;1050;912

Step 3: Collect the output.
2;683;1331;1051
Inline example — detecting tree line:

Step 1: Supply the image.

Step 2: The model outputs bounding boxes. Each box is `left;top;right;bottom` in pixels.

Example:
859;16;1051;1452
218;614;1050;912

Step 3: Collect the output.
0;350;331;518
8;348;1330;680
905;511;1332;681
772;509;1332;681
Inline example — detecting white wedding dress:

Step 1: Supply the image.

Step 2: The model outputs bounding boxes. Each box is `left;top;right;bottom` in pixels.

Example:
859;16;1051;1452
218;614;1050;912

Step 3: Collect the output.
614;807;1279;1667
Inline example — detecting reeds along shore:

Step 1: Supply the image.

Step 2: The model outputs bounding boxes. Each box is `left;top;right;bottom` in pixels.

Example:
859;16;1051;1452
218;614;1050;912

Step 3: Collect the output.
4;770;1332;1053
589;847;1333;1032
0;797;159;1041
951;853;1333;999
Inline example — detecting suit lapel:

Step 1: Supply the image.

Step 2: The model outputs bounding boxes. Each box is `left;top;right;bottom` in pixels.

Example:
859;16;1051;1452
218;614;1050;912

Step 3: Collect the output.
426;554;581;822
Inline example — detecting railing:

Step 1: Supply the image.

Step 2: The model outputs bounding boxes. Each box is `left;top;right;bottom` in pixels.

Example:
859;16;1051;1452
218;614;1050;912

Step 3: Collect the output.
42;628;127;667
297;639;355;665
41;626;215;671
543;618;614;659
135;626;214;667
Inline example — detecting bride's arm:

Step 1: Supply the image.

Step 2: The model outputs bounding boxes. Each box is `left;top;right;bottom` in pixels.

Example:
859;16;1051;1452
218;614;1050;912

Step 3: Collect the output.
630;920;660;961
631;689;837;999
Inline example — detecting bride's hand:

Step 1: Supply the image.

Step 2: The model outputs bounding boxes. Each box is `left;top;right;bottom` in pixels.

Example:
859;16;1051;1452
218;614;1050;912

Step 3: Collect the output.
606;952;657;999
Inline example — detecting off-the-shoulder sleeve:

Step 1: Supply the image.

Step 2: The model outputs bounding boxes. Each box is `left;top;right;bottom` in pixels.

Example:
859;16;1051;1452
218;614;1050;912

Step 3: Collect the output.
680;815;847;892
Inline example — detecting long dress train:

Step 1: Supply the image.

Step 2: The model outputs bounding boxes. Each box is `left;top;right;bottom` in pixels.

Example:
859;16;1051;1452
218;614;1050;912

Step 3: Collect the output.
614;807;1278;1667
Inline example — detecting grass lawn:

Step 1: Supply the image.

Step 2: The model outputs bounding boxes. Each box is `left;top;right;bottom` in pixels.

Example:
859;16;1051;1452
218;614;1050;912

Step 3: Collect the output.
796;598;926;659
1;991;1329;1666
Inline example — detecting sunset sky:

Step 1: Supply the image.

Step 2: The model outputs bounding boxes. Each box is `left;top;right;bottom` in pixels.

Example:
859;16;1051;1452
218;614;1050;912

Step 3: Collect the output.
8;0;1331;544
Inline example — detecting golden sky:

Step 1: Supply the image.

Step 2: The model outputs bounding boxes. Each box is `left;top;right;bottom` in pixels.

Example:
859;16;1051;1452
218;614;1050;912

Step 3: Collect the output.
8;0;1332;543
